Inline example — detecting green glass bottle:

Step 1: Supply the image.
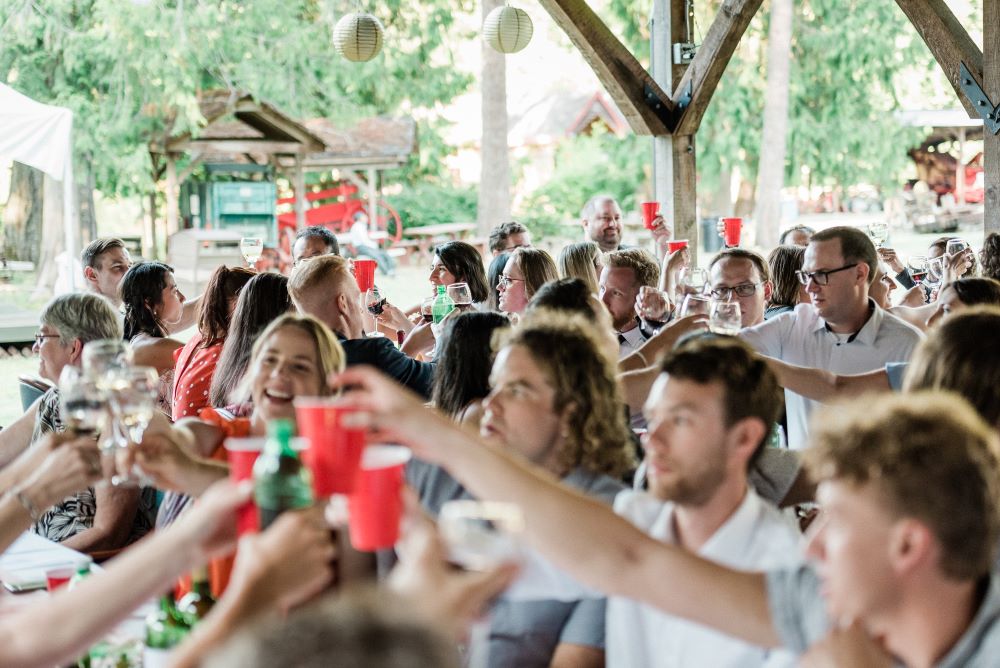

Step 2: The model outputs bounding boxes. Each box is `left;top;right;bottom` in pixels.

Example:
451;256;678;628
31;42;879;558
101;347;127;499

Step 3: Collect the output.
431;284;455;323
177;566;215;624
143;593;190;668
253;419;314;530
67;557;92;590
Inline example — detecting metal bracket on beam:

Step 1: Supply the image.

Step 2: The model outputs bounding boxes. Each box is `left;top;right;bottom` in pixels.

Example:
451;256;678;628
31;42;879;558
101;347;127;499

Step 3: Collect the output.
959;61;1000;135
644;80;692;133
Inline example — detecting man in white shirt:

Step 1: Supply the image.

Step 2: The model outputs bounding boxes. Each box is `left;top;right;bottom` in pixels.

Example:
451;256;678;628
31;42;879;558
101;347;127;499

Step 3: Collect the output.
606;336;798;667
740;226;921;449
599;248;660;358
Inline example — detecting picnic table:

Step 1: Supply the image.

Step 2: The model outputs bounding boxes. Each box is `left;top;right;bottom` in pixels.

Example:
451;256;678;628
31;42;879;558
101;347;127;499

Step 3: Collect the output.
401;222;479;261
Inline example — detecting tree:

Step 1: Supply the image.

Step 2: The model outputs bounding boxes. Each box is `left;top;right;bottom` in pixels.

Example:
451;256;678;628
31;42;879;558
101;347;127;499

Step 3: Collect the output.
1;163;42;262
754;0;793;248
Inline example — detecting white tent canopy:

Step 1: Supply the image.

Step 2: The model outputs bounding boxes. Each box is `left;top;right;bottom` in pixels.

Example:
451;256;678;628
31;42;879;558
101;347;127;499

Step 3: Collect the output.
0;83;76;289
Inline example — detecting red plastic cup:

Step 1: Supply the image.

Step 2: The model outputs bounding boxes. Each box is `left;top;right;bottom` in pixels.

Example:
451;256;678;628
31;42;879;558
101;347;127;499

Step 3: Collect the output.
224;437;265;535
353;258;377;292
667;239;689;253
45;566;74;592
641;202;660;230
722;218;742;247
348;446;412;551
295;398;367;496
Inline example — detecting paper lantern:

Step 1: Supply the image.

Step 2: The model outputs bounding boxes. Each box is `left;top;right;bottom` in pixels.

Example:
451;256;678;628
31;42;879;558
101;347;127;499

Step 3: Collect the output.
333;12;385;62
483;5;533;54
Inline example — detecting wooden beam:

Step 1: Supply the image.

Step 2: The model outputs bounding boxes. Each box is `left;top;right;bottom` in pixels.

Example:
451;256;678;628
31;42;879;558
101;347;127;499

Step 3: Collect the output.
165;139;309;155
537;0;672;135
985;0;999;234
671;0;764;136
894;0;983;118
294;155;306;231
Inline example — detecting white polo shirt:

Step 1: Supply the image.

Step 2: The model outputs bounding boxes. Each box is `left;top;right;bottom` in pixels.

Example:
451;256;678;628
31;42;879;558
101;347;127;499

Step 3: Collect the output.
606;488;801;667
740;301;922;449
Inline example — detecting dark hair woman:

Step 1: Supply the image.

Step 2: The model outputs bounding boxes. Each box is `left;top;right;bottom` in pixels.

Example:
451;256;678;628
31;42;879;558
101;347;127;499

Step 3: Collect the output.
979;233;1000;281
171;265;254;421
121;261;186;414
209;272;293;408
431;311;511;427
486;252;510;312
428;241;490;306
765;245;806;319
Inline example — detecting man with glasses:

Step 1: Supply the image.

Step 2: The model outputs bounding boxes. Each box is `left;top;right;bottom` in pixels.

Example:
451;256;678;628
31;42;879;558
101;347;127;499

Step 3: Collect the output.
740;226;920;449
707;249;773;328
488;221;532;256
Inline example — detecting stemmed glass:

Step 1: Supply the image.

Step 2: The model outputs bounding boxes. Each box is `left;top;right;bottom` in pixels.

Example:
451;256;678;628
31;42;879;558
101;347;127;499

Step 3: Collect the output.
58;366;107;439
108;366;159;486
867;222;889;248
946;238;969;257
679;294;711;318
709;300;742;335
440;500;525;668
907;256;929;284
446;282;474;310
364;286;386;337
636;286;670;324
681;267;708;293
82;339;133;381
420;297;435;324
240;237;264;267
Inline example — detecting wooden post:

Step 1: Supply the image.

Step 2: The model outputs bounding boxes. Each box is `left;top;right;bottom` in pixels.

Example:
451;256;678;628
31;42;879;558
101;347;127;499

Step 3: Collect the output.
985;0;1000;235
652;0;697;260
367;168;379;232
165;155;179;238
956;126;966;205
294;155;306;231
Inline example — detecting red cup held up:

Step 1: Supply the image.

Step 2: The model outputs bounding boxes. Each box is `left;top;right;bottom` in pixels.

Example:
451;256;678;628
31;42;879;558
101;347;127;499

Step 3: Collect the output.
640;202;660;231
348;446;412;551
224;437;265;536
353;259;378;293
667;239;689;254
722;218;743;247
294;398;367;497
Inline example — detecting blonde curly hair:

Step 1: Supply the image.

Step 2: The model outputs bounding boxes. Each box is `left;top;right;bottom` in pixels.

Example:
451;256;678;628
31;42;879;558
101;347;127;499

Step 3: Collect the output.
496;310;634;479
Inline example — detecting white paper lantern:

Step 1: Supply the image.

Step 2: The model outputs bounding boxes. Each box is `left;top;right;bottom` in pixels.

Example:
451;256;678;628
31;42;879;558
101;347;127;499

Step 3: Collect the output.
333;12;385;62
483;5;533;54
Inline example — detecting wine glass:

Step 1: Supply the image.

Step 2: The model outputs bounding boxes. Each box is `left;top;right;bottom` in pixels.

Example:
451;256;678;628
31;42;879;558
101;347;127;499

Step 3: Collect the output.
709;300;742;335
867;222;889;248
58;366;107;439
240;237;264;267
908;255;929;284
82;339;133;386
680;294;711;318
927;256;945;284
681;267;708;293
420;297;435;324
109;366;159;485
946;238;969;257
636;286;670;323
446;282;474;310
364;286;386;337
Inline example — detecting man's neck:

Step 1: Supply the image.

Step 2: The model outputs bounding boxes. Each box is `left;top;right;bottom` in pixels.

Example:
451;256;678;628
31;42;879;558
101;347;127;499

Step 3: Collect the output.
671;477;748;553
877;577;982;668
824;298;873;335
618;317;639;334
91;286;121;308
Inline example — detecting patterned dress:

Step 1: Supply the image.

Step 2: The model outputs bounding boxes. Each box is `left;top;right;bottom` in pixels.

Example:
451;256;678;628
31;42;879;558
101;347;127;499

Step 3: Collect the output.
30;387;156;544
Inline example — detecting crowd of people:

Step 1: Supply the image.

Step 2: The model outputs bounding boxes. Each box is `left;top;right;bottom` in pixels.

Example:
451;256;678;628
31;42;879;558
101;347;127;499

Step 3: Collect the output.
3;193;1000;667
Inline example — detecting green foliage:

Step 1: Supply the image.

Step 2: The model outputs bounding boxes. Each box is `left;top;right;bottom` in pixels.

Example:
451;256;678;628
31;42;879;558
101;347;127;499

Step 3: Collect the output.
517;128;647;237
384;182;478;230
0;0;474;197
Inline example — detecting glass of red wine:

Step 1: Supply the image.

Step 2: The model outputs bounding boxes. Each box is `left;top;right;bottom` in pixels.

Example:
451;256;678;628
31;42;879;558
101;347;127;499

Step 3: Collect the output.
908;255;929;284
420;297;435;324
447;282;474;311
364;286;387;337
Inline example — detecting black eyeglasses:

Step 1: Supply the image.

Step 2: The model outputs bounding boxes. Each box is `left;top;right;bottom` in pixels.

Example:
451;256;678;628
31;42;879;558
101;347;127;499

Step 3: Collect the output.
709;283;760;299
498;275;525;288
34;333;61;346
796;263;858;286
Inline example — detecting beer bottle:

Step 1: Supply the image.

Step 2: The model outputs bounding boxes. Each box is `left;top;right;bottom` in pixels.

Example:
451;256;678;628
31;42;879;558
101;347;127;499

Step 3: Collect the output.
177;566;215;624
143;592;190;668
253;419;314;530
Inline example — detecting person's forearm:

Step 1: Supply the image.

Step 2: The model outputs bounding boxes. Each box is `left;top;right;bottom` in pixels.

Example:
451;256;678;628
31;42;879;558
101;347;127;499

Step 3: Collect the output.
0;519;202;668
181;460;230;497
0;495;33;554
620;366;660;413
168;297;201;334
169;584;269;668
433;424;781;647
765;357;839;402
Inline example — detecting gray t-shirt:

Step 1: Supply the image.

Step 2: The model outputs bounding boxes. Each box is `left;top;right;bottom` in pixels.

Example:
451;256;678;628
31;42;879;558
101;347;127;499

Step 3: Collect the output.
767;565;1000;666
407;459;624;668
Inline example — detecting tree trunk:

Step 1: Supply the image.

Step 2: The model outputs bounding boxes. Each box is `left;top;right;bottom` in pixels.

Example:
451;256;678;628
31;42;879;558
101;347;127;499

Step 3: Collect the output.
707;167;734;217
477;0;511;236
754;0;794;248
77;160;97;247
34;173;65;296
1;162;43;262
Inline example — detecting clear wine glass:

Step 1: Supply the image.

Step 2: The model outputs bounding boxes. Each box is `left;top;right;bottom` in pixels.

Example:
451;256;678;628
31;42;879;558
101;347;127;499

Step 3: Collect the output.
908;255;929;284
58;366;107;439
364;286;386;337
867;222;889;248
680;294;711;318
946;238;969;257
82;339;133;386
109;366;159;486
681;267;708;294
636;285;670;323
709;300;742;335
240;237;264;266
446;282;474;310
